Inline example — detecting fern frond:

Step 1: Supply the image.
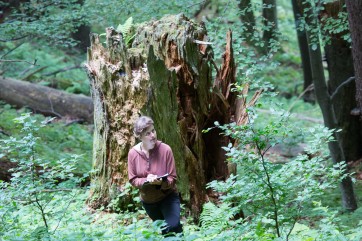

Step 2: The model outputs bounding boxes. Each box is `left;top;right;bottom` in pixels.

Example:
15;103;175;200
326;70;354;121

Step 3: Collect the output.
116;17;133;36
200;202;234;232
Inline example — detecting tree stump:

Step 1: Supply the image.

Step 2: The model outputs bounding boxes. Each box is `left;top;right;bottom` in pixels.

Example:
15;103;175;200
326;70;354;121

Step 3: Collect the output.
85;14;238;219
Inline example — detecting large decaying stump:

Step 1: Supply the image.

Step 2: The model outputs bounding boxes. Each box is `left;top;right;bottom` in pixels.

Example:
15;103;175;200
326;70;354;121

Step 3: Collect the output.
85;14;238;218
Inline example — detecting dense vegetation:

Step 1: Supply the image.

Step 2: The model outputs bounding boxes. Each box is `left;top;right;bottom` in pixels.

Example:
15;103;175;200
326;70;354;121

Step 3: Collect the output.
1;0;361;240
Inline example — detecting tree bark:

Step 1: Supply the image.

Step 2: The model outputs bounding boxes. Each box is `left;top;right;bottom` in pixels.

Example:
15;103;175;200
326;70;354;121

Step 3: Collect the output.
291;0;314;103
323;2;362;164
305;2;358;210
85;14;238;219
262;0;278;51
70;0;90;53
0;77;93;123
238;0;256;45
345;0;362;116
309;42;357;211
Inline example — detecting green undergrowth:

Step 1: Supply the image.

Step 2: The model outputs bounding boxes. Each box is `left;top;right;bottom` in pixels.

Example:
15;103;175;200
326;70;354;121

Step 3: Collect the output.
0;103;93;173
1;94;362;240
255;94;323;132
0;188;163;240
0;41;89;95
320;181;362;228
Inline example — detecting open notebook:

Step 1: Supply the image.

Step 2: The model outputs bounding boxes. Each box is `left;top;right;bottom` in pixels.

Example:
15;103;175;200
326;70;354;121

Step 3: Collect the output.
143;173;169;185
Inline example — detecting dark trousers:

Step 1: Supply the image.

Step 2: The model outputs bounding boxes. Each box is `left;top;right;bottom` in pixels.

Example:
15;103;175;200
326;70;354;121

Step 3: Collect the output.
142;192;183;235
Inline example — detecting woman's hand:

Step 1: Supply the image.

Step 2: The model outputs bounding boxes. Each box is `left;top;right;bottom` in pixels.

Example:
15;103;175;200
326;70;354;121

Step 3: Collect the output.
146;174;162;185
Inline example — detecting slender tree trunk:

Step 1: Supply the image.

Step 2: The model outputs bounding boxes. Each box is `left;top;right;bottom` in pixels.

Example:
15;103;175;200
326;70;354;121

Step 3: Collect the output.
291;0;314;102
262;0;278;51
71;24;91;53
323;2;362;164
325;41;362;163
238;0;256;45
309;42;357;211
70;0;91;53
85;14;238;219
305;2;357;211
345;0;362;116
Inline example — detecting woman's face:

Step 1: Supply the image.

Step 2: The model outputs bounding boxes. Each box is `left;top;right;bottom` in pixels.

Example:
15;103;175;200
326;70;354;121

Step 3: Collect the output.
140;125;157;150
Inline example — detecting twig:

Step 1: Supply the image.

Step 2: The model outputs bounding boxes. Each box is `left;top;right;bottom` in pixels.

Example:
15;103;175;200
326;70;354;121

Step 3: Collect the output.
33;107;63;119
47;94;63;119
0;59;38;66
0;42;24;59
286;188;305;241
210;58;220;77
0;128;10;136
286;220;296;240
223;0;232;13
21;65;48;80
52;191;78;233
18;65;35;78
330;76;355;101
0;35;28;42
287;84;314;112
252;127;281;238
42;64;82;76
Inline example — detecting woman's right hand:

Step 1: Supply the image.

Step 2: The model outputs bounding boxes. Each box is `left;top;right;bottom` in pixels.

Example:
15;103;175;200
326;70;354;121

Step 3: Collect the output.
146;174;162;185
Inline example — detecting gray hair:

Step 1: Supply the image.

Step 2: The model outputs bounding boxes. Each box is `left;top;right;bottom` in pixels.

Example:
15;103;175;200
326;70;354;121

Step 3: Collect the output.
134;116;154;138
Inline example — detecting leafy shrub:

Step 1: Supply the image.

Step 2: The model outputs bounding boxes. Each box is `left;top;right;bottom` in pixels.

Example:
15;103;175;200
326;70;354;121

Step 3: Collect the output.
200;105;353;240
0;113;87;237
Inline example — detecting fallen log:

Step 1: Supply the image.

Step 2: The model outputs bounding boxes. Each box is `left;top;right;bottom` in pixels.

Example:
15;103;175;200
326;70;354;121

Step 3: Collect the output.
0;76;93;123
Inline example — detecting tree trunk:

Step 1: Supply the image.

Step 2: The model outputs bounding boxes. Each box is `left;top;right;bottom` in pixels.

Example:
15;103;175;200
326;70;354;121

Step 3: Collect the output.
323;2;362;164
85;14;238;219
71;24;91;53
238;0;256;45
291;0;314;102
305;4;358;210
309;42;357;212
262;0;278;51
0;77;93;123
70;0;91;53
345;0;362;116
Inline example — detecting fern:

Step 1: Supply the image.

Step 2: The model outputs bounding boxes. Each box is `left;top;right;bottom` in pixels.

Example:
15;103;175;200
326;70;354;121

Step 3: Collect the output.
116;17;135;47
116;17;133;36
199;202;235;232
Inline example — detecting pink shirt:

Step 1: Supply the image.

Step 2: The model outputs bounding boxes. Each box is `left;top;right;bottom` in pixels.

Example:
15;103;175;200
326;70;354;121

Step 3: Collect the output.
128;140;177;203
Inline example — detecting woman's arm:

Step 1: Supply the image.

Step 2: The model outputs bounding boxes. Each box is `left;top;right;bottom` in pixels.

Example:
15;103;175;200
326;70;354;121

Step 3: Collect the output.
128;151;147;188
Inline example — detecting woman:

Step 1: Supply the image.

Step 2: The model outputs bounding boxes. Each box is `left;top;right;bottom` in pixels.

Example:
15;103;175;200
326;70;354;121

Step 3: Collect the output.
128;116;183;235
